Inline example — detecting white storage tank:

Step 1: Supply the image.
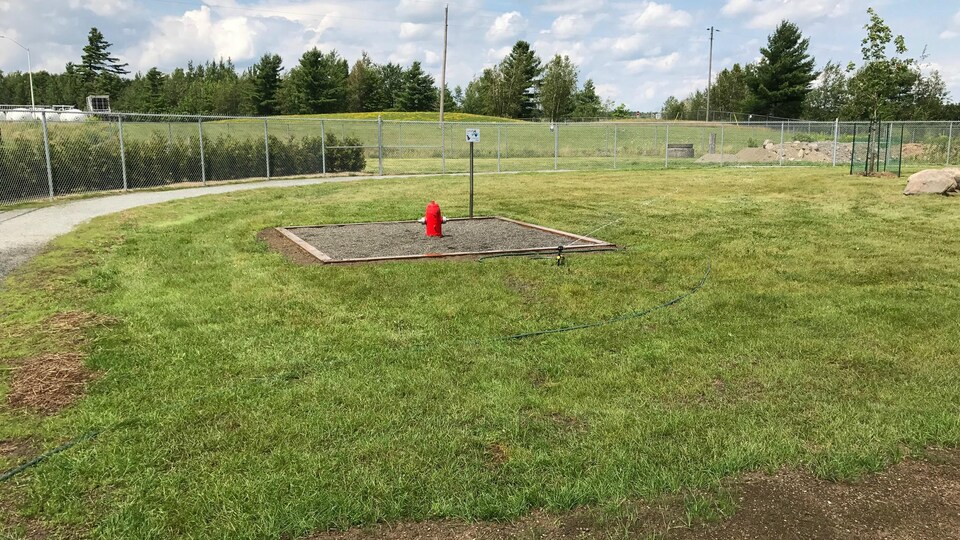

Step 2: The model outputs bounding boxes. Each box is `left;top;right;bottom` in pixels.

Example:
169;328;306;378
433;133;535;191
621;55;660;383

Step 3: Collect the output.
58;108;87;122
5;108;33;121
40;109;60;122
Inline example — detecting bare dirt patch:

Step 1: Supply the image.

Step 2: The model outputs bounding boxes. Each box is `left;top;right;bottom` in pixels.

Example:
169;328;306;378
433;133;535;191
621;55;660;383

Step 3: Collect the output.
307;450;960;540
257;228;320;266
44;311;116;346
7;353;95;414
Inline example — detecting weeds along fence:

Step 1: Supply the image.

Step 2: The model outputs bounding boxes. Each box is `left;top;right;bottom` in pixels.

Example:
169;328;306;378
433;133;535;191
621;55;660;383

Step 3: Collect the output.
1;112;957;204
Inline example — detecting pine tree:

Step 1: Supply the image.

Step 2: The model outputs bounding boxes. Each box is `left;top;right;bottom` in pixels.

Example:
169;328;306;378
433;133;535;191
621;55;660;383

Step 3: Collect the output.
249;53;283;115
78;27;129;83
746;20;816;118
500;41;542;118
571;79;603;118
398;61;436;112
282;48;348;114
375;63;405;111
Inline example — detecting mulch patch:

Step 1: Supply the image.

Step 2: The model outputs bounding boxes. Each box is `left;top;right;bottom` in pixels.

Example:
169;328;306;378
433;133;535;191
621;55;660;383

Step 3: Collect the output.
307;450;960;540
6;353;95;414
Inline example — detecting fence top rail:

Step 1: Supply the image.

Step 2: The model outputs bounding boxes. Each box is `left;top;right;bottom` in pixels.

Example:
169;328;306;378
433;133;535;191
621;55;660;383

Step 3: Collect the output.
5;110;956;127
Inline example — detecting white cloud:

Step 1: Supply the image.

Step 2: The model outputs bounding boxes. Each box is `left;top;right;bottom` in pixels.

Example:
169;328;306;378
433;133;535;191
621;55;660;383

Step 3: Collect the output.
485;46;512;66
399;22;430;39
549;14;593;39
624;2;692;30
721;0;850;29
594;82;619;101
486;11;527;42
625;52;681;73
132;6;261;69
68;0;133;16
537;0;605;13
941;30;958;40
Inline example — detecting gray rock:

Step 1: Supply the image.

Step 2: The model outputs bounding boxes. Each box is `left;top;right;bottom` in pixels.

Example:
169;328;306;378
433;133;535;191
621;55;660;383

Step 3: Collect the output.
809;142;819;151
942;168;960;189
904;169;959;195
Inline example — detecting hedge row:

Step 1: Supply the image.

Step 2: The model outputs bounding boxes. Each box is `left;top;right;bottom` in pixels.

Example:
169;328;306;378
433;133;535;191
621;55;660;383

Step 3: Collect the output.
0;129;365;202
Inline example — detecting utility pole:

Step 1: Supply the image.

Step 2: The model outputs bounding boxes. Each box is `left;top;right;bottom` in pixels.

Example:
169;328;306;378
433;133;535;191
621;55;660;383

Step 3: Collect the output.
0;35;35;110
705;26;719;122
439;4;449;123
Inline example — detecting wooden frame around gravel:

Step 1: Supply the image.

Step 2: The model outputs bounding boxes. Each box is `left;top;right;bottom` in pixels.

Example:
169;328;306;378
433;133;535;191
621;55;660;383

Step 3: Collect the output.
276;216;616;264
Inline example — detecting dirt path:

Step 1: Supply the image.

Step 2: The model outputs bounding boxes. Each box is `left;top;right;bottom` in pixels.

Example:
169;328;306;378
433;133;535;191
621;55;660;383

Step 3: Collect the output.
308;450;960;539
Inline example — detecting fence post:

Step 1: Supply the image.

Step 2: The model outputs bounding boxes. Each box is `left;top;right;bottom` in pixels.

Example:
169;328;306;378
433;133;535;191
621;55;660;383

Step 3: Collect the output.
197;117;206;185
664;124;669;168
497;124;501;173
779;122;785;167
40;110;54;199
947;121;953;166
884;123;892;171
553;122;559;170
118;115;128;191
320;120;327;174
441;121;446;174
719;124;724;167
832;118;839;167
377;115;384;176
849;123;857;175
263;119;270;179
613;124;618;169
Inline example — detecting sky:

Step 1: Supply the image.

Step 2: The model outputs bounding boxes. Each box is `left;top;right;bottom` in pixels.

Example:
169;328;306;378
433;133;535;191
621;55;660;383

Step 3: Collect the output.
0;0;958;111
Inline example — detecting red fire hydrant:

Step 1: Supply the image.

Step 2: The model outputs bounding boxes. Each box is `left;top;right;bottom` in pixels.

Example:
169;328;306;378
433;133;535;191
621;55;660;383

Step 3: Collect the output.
423;200;444;237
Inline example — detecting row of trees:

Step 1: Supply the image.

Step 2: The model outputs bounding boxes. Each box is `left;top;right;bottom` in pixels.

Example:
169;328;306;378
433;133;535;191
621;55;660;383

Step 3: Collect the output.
0;28;443;117
663;9;957;121
0;29;628;120
458;41;630;120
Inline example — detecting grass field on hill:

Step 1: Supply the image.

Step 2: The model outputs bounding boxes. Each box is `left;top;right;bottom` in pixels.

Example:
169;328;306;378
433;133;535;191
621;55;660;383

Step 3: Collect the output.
2;168;960;538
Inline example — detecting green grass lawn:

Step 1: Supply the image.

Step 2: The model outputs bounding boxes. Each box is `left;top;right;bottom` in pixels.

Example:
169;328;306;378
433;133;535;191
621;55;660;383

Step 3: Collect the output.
2;168;960;538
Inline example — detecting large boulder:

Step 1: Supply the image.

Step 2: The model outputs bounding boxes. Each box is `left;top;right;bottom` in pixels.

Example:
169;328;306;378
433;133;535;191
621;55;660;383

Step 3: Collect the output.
904;169;959;195
943;168;960;188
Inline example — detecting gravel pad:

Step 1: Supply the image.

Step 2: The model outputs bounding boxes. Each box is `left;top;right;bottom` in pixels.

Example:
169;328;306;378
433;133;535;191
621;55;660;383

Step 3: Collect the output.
287;218;601;261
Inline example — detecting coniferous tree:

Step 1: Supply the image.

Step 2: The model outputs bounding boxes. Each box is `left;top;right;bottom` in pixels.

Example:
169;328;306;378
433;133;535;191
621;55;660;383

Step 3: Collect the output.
281;48;349;114
78;27;129;84
500;40;542;118
746;20;817;118
571;79;603;118
398;61;436;111
375;62;405;110
248;53;283;115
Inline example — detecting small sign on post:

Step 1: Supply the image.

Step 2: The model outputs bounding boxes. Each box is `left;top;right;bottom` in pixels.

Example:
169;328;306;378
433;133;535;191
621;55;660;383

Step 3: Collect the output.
466;129;479;217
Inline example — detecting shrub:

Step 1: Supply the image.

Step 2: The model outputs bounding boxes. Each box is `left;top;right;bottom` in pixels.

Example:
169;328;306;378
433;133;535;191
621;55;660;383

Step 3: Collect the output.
1;126;367;202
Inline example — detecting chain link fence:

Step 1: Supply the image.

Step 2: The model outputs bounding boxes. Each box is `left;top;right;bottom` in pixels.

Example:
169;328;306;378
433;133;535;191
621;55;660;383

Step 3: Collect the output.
1;112;957;205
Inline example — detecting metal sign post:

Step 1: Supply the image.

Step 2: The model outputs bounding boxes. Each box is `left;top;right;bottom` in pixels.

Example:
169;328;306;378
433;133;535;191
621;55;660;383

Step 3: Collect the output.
466;129;479;218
